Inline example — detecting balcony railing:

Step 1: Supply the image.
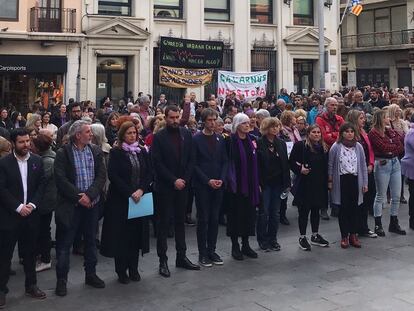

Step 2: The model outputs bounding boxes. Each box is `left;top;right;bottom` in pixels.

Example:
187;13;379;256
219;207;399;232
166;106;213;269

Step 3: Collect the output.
29;7;76;33
341;29;414;49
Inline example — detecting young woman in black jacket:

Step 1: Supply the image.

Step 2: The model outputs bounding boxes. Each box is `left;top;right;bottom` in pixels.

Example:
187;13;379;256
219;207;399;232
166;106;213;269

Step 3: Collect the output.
289;124;330;251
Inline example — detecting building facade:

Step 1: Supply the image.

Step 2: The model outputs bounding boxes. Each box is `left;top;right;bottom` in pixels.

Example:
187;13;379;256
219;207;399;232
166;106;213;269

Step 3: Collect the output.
0;0;83;112
1;0;341;109
340;0;414;89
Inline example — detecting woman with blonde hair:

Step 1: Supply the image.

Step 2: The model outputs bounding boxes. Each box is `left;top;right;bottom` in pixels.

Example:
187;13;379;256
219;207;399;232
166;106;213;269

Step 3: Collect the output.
368;109;405;236
289;124;329;250
26;113;42;131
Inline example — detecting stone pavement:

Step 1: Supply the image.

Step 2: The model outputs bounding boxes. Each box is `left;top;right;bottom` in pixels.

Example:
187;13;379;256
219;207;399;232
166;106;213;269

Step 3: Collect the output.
5;194;414;311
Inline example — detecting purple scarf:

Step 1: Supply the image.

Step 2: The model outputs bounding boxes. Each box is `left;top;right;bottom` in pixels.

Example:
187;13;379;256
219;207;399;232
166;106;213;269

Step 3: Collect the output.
229;133;260;206
122;142;141;155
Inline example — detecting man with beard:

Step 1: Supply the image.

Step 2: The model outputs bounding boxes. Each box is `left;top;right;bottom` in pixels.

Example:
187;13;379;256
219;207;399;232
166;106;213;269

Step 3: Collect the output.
56;102;83;147
0;128;46;308
368;88;387;109
152;105;199;277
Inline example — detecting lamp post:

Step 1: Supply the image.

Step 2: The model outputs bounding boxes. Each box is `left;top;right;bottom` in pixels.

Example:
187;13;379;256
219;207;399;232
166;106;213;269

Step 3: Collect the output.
318;0;325;90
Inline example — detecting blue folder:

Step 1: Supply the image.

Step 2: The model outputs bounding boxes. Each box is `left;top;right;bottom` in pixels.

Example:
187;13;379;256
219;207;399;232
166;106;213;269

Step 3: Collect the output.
128;193;154;219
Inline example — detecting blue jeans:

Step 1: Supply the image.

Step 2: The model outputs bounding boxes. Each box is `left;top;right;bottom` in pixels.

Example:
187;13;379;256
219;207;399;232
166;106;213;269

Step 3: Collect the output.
373;157;401;217
257;184;282;244
56;205;99;279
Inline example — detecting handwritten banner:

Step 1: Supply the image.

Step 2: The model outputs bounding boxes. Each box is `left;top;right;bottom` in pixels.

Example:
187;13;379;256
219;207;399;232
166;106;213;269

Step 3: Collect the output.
160;37;224;69
217;71;268;100
159;66;214;88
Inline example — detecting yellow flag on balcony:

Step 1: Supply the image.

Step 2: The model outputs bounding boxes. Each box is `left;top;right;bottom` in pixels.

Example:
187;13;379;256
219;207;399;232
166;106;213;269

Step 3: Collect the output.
351;4;363;16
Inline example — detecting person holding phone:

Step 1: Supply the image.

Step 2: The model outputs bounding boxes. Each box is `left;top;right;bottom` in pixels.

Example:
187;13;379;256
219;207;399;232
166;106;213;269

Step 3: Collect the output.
289;124;330;251
369;110;405;236
328;123;368;249
100;121;152;284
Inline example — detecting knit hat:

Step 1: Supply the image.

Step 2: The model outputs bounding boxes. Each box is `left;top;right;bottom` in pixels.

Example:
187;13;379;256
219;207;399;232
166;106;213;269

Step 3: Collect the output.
232;113;250;134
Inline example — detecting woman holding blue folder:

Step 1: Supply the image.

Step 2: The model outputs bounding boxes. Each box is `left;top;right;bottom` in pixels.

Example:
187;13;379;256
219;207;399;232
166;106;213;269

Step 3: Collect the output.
100;121;152;284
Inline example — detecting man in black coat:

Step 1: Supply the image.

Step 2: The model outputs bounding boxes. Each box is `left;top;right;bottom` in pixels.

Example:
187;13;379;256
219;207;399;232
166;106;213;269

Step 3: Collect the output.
192;108;228;267
54;120;107;296
0;128;46;308
56;102;82;147
152;105;200;277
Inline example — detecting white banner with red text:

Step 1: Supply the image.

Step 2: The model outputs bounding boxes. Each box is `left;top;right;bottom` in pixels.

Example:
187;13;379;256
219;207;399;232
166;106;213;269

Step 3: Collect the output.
217;70;268;100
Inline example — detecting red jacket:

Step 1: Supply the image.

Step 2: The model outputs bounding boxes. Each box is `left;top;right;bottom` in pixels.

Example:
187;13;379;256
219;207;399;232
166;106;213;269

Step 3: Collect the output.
315;112;344;148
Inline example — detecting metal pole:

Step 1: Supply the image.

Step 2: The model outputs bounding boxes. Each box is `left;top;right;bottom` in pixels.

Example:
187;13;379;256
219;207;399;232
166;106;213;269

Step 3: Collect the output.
338;0;352;32
318;0;325;90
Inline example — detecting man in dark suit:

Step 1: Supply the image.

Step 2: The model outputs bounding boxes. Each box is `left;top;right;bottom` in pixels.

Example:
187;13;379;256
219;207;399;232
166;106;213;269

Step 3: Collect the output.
54;120;106;296
0;128;46;308
152;105;200;277
192;108;228;267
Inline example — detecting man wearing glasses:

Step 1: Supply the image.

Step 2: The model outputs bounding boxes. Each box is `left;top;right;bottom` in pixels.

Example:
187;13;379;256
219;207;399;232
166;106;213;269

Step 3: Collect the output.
56;102;83;147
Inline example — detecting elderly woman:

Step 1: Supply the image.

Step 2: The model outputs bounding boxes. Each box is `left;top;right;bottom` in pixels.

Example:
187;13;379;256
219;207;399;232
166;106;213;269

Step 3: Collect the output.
100;121;152;284
226;113;260;260
256;117;290;252
401;115;414;229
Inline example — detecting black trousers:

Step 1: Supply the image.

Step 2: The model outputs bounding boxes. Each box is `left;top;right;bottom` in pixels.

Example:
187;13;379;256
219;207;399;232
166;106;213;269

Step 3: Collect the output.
339;174;359;238
194;186;223;257
298;203;321;235
408;179;414;218
156;189;188;262
0;220;38;293
358;172;375;233
36;212;53;263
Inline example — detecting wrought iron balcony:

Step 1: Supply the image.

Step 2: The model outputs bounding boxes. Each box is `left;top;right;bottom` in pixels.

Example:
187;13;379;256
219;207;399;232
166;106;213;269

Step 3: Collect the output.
29;7;76;33
341;29;414;50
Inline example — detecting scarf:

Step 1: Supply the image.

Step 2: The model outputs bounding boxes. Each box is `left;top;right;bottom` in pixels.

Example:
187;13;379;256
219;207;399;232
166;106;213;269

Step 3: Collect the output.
122;141;141;155
342;139;357;148
360;130;374;166
234;133;260;206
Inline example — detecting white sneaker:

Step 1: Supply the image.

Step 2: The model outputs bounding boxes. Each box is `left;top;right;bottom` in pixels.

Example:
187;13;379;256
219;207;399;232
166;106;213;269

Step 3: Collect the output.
35;261;52;272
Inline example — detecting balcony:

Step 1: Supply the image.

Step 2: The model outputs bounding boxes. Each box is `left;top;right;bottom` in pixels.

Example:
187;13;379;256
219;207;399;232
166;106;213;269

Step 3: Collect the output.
29;7;76;33
341;29;414;51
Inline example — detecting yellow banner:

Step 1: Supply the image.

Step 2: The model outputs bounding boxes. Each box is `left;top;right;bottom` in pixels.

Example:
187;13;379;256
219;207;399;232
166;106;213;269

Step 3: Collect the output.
159;66;214;88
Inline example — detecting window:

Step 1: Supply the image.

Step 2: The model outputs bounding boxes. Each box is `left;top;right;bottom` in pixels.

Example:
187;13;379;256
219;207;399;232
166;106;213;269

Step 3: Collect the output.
251;49;277;94
205;0;230;22
0;0;19;21
98;0;131;16
293;0;314;26
154;0;183;19
250;0;273;24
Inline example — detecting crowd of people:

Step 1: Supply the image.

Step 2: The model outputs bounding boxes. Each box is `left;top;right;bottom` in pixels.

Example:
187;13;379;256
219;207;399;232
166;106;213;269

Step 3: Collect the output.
0;85;414;308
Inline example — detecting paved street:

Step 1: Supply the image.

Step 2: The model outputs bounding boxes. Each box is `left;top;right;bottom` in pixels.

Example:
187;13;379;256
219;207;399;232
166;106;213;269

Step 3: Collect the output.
5;193;414;311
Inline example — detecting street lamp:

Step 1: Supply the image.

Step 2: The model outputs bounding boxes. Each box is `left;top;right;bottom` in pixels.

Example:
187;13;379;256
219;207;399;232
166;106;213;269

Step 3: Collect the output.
283;0;291;7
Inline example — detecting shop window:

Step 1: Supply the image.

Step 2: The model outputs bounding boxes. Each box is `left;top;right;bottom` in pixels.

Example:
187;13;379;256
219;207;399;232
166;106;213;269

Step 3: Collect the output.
251;0;273;24
0;0;19;21
293;0;314;26
98;0;132;16
154;0;183;19
205;0;230;22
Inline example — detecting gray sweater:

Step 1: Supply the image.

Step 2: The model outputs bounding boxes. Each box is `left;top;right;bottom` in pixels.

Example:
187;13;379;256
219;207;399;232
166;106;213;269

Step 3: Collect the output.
328;142;368;206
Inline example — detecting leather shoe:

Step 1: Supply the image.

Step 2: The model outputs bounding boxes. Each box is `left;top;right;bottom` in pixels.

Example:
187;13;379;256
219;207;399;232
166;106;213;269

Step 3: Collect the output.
280;216;290;225
55;279;67;297
0;291;5;309
340;237;349;249
25;285;46;299
176;256;200;270
85;274;105;288
129;271;141;282
159;261;170;278
232;244;243;260
349;234;361;248
241;245;258;258
117;274;130;284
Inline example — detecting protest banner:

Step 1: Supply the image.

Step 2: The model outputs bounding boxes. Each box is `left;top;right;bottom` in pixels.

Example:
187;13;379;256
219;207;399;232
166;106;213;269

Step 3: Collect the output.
159;65;214;88
217;71;268;100
159;37;224;69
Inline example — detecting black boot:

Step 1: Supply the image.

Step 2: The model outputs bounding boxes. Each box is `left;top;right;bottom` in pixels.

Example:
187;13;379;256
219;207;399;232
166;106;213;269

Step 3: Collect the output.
389;216;406;235
241;237;258;259
410;217;414;230
231;237;243;260
374;217;385;237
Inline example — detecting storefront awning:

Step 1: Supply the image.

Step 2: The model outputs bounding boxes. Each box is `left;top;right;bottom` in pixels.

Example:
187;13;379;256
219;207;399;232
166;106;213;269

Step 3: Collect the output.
0;55;67;73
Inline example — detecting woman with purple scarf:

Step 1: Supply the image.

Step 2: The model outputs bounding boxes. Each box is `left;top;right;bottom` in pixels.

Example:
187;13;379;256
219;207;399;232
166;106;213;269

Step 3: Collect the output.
100;121;152;284
226;113;260;260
